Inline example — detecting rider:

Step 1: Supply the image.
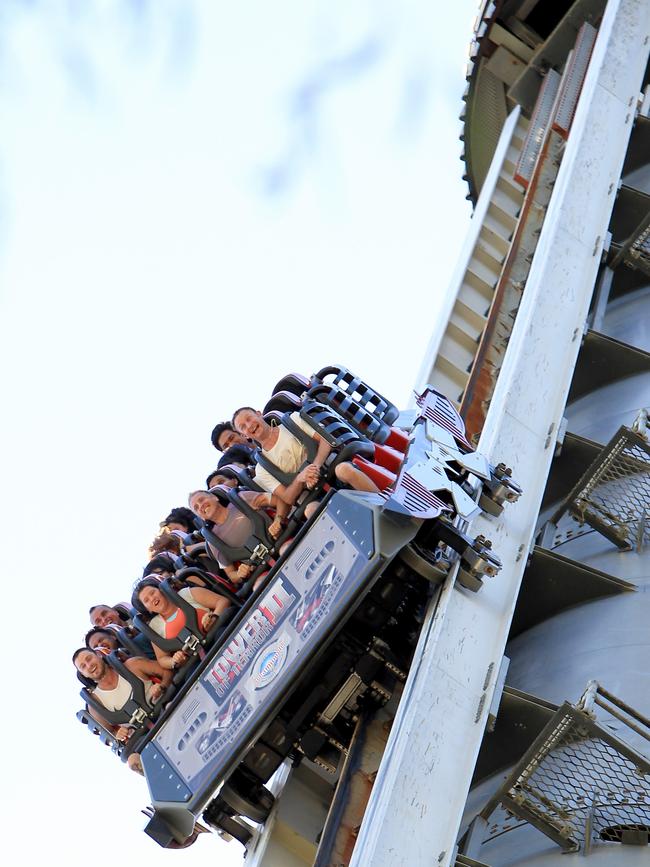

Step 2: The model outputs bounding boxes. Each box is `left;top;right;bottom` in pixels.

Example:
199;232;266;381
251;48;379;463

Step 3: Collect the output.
231;406;379;507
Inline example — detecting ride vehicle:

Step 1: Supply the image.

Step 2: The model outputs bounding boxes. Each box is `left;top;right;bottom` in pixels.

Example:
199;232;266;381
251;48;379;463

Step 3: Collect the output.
76;365;521;849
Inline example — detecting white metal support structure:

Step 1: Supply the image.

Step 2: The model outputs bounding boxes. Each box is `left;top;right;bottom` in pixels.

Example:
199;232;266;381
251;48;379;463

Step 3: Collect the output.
350;2;650;866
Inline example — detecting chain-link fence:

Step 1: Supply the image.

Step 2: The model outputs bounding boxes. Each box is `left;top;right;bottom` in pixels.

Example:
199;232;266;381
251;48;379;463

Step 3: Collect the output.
624;218;650;277
480;700;650;852
551;426;650;550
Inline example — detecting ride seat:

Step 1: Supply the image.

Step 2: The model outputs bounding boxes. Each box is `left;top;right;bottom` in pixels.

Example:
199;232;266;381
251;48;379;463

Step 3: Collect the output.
76;708;119;750
217;463;265;493
263;390;303;416
311;365;399;425
271;371;311;398
116;625;148;658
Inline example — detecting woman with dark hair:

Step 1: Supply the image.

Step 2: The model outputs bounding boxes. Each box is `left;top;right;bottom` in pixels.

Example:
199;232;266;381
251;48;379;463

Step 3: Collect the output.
132;578;229;670
159;506;197;536
142;553;176;579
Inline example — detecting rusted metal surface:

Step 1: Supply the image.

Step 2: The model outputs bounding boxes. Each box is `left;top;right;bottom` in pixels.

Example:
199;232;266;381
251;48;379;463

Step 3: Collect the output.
313;700;396;866
461;130;564;443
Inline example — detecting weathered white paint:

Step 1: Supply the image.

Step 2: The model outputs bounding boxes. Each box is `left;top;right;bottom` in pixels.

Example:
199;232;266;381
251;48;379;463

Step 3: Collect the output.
350;2;650;865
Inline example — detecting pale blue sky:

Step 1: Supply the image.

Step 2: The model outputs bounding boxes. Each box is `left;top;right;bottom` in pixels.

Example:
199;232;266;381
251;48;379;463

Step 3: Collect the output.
0;1;476;863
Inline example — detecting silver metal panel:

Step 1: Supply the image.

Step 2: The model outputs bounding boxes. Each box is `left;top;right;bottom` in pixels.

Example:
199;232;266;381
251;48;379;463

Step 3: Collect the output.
601;285;650;351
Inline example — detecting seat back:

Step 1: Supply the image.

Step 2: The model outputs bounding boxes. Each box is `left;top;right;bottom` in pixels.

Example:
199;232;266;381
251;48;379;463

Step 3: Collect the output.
271;371;311;397
307;384;393;444
298;399;367;448
311;364;399;425
116;626;148;658
263;390;303;416
217;463;264;492
76;708;119;749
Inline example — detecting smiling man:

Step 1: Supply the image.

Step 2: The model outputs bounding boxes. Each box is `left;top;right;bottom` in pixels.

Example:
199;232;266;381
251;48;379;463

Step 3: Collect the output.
210;420;254;454
89;602;155;659
73;648;171;728
232;406;380;506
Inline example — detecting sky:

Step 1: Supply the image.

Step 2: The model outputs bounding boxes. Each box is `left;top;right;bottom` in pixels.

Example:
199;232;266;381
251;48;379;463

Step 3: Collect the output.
0;1;477;864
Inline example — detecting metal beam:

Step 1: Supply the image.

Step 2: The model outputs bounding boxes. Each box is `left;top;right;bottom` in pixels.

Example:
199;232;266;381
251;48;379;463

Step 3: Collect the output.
473;686;559;784
510;545;634;638
350;3;649;864
541;430;602;508
568;329;650;402
508;0;608;113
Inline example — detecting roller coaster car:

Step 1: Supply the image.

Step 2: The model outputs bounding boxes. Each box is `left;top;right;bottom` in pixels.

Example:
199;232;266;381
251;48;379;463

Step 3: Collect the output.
136;369;521;849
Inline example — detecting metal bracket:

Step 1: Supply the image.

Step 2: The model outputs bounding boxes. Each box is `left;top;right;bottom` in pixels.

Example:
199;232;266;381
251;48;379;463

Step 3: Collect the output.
252;543;270;561
555;417;568;456
182;634;200;654
129;707;148;727
487;656;510;732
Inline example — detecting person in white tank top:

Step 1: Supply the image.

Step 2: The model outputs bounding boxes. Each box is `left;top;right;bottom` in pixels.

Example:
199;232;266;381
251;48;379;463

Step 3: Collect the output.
73;648;171;740
232;408;380;509
93;672;156;710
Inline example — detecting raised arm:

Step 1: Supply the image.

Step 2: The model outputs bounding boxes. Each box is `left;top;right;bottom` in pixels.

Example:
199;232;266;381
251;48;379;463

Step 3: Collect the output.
311;431;333;470
126;655;173;690
188;586;230;615
150;640;186;671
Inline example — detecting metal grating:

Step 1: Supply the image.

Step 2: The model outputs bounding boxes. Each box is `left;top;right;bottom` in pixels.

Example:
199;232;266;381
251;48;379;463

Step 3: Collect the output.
552;22;597;137
625;219;650;276
552;425;650;551
481;698;650;852
514;69;560;188
611;207;650;276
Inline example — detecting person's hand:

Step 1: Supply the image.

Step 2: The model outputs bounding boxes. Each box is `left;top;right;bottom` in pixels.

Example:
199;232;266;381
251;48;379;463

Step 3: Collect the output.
237;563;252;581
268;518;283;539
127;753;144;776
116;725;133;743
150;683;164;703
202;612;218;631
298;463;320;489
171;651;188;668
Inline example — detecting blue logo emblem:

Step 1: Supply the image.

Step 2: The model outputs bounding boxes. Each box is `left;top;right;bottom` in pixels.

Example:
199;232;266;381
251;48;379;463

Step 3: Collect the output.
250;637;289;690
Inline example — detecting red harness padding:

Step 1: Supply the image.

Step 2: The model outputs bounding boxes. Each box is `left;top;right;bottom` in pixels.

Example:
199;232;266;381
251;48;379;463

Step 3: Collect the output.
351;456;396;491
161;604;210;639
